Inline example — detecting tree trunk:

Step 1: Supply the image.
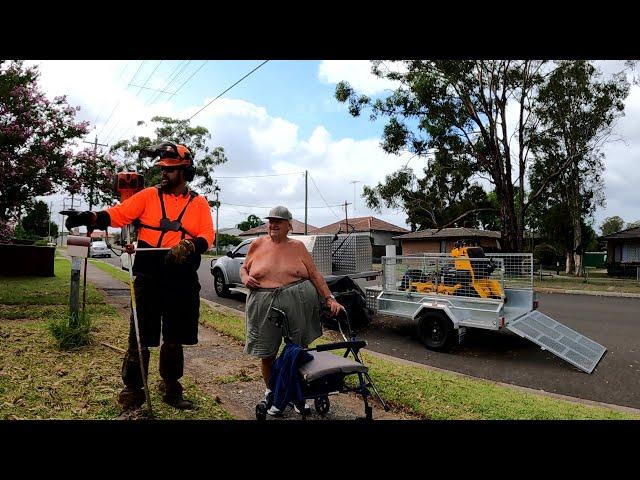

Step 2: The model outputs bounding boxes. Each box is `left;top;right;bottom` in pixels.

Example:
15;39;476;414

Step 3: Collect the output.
495;178;519;252
569;164;583;276
565;249;574;274
572;212;583;276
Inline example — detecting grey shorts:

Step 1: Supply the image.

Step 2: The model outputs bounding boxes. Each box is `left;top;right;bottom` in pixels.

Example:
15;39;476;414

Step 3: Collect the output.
244;279;323;358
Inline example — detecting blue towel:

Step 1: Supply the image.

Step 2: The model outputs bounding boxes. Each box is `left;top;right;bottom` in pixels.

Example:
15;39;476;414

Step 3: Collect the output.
269;343;314;411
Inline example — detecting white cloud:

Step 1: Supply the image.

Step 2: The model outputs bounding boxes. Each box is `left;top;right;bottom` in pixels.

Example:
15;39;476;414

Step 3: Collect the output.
318;60;402;95
186;98;412;230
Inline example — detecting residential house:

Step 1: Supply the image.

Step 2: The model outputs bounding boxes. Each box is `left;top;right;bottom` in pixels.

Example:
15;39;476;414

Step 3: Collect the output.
238;219;316;237
311;216;410;260
600;226;640;277
393;227;501;255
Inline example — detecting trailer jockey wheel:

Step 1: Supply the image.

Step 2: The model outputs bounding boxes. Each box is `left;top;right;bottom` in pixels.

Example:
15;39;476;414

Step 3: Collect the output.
314;396;330;415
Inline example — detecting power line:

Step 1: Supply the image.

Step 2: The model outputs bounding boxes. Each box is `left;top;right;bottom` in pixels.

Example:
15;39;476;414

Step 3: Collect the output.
223;202;346;209
102;61;167;145
213;171;304;179
171;60;208;99
97;60;146;140
92;61;130;128
108;60;208;146
128;84;175;94
135;60;163;95
145;60;191;106
187;60;269;121
308;172;341;220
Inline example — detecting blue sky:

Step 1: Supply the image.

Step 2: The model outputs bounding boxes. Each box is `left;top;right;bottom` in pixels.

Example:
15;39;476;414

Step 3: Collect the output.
29;60;640;236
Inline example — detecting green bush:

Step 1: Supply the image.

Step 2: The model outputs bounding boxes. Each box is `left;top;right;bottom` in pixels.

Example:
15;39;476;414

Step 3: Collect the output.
47;311;93;350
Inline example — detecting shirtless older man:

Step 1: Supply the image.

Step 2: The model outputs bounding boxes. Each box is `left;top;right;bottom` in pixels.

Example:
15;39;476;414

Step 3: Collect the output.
240;205;343;415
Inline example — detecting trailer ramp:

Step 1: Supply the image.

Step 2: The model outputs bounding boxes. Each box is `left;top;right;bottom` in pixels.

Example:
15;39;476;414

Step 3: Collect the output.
506;310;606;374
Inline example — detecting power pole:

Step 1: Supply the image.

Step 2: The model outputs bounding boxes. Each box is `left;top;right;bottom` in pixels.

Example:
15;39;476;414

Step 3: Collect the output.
349;180;361;215
210;184;221;254
343;200;352;233
304;170;308;235
82;136;109;210
48;201;53;243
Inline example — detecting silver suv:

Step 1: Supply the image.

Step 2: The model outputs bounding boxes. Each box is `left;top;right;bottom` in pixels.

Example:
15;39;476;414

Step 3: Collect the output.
210;238;255;297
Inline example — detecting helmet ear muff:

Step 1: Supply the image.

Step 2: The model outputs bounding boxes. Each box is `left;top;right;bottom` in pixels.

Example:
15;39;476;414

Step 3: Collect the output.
183;163;196;182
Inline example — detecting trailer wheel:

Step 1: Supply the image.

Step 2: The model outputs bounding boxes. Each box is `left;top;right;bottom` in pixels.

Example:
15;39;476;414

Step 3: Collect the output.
417;312;454;351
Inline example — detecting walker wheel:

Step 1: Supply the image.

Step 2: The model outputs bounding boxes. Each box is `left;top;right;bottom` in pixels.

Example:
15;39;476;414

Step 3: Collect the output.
255;401;267;421
314;396;330;415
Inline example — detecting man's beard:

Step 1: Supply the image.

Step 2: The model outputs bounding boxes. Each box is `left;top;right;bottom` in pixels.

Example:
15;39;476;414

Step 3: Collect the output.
160;173;183;191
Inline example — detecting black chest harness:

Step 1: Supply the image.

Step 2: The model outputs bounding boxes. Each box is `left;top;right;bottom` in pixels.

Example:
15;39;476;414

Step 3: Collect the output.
133;186;199;247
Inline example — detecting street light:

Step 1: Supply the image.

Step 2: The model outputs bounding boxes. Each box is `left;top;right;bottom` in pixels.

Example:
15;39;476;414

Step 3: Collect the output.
209;183;221;255
349;180;361;215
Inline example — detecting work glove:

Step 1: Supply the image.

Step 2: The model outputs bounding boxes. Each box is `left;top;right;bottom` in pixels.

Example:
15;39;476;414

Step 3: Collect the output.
166;239;196;265
64;211;95;231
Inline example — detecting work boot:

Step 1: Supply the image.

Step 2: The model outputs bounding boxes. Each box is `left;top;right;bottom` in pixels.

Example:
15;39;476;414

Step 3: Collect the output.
117;386;146;411
159;343;195;410
119;347;150;411
159;380;195;410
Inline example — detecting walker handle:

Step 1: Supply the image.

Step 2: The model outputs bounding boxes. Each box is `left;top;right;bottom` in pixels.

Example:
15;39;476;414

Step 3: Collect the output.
314;340;366;352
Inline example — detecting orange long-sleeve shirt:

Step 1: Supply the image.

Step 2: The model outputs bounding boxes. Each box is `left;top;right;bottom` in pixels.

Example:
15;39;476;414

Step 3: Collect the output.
105;186;215;249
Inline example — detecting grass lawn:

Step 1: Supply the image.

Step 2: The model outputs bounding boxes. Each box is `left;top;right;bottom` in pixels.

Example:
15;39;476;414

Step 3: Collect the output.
198;302;638;420
534;275;640;294
0;258;232;420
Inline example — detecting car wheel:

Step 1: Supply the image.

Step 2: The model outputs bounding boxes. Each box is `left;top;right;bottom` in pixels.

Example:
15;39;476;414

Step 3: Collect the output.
417;312;454;351
213;269;230;298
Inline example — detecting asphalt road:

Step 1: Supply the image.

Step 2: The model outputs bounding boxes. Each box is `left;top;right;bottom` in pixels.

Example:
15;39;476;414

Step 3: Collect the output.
97;254;640;409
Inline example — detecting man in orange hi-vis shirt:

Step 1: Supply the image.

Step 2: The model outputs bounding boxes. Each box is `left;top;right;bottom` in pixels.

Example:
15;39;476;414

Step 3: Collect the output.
65;142;215;414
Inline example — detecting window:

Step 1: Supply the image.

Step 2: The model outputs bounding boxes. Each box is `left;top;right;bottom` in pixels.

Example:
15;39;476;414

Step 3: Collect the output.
234;241;251;257
622;243;640;263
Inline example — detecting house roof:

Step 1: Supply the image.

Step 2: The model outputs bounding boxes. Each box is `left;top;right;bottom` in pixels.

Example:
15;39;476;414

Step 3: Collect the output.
393;227;501;241
601;226;640;240
239;219;316;236
219;227;243;237
311;216;410;235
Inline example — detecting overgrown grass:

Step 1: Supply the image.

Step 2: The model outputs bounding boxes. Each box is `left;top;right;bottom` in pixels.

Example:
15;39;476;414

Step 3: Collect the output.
0;260;232;420
47;310;93;350
197;302;638;420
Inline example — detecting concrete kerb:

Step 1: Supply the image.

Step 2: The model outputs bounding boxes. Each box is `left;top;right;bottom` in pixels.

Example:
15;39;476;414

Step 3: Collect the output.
534;287;640;299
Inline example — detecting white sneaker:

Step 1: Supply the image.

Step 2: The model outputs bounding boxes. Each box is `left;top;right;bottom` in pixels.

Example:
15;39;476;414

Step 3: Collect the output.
263;389;273;406
293;401;311;415
267;405;283;417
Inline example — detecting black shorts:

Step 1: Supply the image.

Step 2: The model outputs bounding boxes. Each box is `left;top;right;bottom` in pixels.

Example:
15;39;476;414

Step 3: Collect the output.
128;271;201;348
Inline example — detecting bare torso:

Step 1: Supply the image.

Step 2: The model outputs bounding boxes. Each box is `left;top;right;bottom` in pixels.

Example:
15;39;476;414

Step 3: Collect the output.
244;236;310;288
